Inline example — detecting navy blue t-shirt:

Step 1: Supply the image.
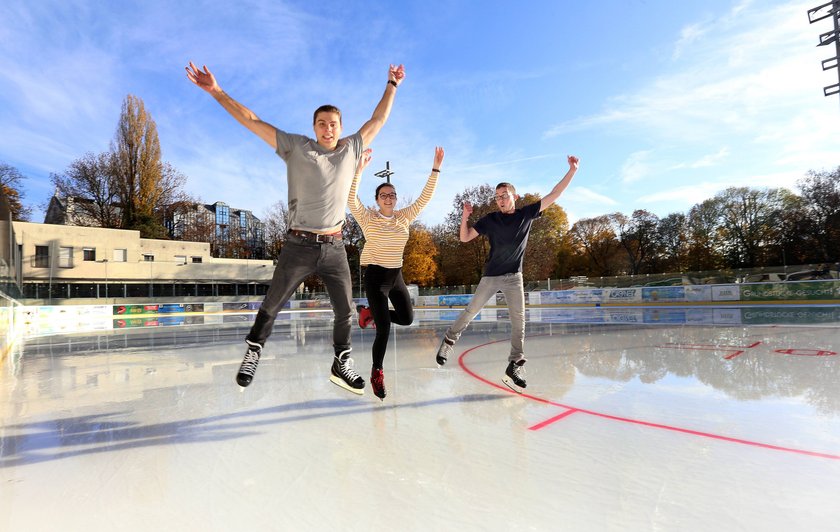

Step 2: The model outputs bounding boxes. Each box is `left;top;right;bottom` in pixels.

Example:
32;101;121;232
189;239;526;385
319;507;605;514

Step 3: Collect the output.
473;201;542;277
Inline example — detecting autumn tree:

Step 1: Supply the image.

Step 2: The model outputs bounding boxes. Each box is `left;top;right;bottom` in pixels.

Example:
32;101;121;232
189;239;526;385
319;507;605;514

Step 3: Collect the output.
686;198;725;271
50;152;120;227
169;200;216;244
568;215;623;276
432;184;495;286
262;200;290;260
402;222;438;286
612;209;660;275
49;94;188;238
796;167;840;263
519;193;569;282
111;94;187;237
0;163;32;221
716;186;788;268
655;212;690;272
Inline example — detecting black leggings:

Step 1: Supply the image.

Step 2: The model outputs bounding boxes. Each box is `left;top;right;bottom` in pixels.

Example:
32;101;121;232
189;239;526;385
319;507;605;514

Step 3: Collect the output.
363;264;414;369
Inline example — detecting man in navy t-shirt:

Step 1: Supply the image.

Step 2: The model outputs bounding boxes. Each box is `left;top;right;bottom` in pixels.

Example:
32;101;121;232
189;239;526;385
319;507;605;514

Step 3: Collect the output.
435;156;579;391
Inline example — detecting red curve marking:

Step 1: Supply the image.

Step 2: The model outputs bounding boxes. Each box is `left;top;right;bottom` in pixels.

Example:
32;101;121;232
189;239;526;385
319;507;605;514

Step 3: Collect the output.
457;335;840;461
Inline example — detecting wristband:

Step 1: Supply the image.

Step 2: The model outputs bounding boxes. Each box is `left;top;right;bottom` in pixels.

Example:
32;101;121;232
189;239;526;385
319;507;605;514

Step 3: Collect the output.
388;80;397;88
431;168;440;173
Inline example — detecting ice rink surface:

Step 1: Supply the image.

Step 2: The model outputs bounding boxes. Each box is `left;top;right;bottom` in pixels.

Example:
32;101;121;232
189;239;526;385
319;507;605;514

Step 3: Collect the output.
3;306;840;531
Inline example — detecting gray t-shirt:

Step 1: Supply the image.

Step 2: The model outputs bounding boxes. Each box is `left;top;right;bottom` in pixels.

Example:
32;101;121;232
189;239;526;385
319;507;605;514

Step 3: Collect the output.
275;129;363;232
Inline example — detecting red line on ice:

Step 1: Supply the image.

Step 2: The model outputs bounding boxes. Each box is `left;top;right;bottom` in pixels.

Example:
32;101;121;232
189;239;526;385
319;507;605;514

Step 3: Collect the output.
457;335;840;460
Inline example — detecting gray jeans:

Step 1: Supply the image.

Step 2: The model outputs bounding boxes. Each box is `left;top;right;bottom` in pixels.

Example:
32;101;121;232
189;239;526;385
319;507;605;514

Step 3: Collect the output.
445;272;526;362
247;234;353;353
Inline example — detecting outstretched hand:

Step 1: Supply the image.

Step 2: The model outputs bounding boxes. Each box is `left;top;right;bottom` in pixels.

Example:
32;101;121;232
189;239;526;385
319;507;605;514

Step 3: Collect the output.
389;64;406;87
568;155;580;170
433;146;445;170
185;62;220;94
356;149;373;174
462;201;473;218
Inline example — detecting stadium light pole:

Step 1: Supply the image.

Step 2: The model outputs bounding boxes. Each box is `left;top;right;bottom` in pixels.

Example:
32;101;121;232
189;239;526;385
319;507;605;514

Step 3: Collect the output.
808;0;840;99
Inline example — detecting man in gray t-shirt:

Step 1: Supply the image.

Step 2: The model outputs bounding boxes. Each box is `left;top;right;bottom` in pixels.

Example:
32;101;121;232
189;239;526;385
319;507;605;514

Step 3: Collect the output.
187;61;405;394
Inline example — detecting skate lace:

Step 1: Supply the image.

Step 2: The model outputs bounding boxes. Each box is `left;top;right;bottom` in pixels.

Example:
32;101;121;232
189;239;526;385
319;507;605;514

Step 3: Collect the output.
239;349;260;376
439;341;454;360
338;356;362;381
511;364;526;379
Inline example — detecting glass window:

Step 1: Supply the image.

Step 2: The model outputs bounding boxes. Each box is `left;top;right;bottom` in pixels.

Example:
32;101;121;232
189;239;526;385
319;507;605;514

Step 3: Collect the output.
83;248;96;261
192;256;202;263
35;246;49;268
143;254;155;262
113;249;127;262
58;247;73;268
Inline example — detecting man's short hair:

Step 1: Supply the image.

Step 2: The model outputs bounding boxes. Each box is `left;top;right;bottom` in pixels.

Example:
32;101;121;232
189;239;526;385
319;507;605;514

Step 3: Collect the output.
313;105;342;125
496;182;516;195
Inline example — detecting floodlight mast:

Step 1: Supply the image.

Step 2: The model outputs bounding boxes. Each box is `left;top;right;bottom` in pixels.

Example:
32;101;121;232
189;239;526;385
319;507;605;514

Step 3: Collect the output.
374;161;394;184
808;0;840;99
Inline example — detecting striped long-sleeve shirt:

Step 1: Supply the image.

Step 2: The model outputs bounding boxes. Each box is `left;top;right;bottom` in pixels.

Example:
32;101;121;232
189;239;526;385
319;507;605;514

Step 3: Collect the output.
348;172;438;268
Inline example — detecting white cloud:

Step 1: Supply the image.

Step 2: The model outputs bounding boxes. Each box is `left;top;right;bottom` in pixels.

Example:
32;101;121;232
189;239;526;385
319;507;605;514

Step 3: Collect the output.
620;151;654;184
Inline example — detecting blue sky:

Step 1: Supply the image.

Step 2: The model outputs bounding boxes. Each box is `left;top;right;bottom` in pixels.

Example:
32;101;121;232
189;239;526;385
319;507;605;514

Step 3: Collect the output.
1;0;838;227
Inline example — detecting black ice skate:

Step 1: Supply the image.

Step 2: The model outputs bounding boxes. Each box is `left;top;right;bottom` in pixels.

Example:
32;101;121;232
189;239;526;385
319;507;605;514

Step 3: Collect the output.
330;349;365;395
236;340;262;387
502;360;527;392
435;336;455;366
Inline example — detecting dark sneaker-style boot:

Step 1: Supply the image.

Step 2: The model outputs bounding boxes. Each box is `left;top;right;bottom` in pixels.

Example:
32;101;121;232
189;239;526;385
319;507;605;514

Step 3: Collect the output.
236;340;262;387
435;336;455;366
330;349;365;395
356;305;375;329
502;360;527;392
370;368;386;401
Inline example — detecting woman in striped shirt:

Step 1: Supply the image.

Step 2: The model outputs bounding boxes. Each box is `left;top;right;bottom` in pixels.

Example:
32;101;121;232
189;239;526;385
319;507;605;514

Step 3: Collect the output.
349;146;444;400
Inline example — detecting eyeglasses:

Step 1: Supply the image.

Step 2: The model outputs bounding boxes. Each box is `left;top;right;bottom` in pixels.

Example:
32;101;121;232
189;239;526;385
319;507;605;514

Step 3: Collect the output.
494;192;511;201
378;193;397;200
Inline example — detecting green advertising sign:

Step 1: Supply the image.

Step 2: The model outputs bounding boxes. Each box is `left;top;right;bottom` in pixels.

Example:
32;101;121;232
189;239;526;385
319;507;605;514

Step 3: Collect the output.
741;306;840;325
740;281;840;302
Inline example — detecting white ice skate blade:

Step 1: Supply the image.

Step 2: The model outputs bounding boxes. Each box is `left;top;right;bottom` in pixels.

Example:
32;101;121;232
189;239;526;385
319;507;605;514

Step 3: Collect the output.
330;375;365;395
502;376;525;394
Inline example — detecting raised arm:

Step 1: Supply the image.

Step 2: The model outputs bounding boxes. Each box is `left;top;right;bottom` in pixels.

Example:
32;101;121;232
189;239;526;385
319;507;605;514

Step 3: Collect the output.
540;155;579;212
185;62;278;149
460;202;480;242
348;149;373;223
400;146;444;222
357;64;405;147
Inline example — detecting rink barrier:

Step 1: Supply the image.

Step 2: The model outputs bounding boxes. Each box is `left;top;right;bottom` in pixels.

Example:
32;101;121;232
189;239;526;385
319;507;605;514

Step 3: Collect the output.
14;280;840;338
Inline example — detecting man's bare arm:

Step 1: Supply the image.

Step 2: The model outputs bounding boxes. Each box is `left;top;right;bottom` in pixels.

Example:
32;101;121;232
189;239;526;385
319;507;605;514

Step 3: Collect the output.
186;62;278;149
540;155;579;212
358;64;405;147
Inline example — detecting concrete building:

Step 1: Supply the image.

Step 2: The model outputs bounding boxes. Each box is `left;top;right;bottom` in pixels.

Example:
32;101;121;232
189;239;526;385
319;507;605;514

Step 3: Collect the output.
12;221;274;303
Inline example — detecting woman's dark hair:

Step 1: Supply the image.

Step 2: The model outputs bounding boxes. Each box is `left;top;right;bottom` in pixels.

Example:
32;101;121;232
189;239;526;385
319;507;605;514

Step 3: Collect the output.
375;183;396;200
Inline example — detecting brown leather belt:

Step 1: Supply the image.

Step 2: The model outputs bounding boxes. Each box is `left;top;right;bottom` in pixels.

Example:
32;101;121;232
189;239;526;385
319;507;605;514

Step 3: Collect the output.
287;229;343;243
